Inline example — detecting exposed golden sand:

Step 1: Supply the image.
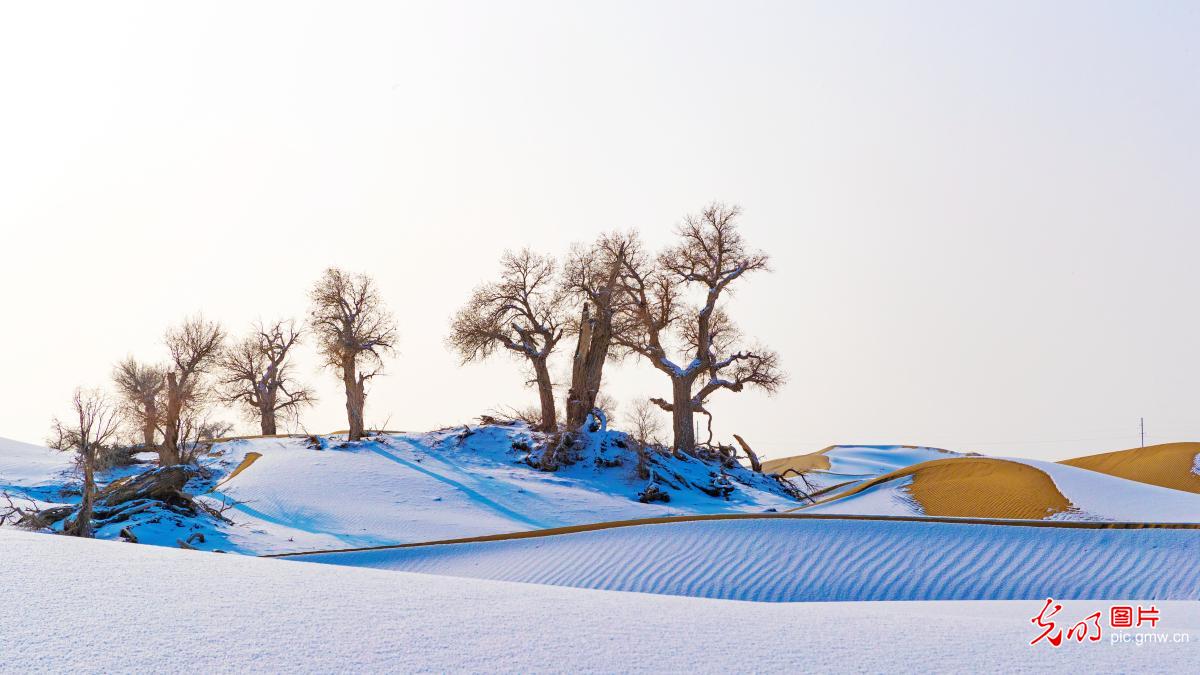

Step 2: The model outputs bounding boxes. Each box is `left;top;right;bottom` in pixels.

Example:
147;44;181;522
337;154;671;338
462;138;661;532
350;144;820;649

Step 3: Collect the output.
208;451;262;492
905;458;1071;519
1060;442;1200;494
761;447;833;476
797;457;1072;520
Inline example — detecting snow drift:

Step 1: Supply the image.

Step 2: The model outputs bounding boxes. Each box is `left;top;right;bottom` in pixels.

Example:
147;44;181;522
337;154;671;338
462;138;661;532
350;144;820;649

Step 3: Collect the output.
763;444;966;495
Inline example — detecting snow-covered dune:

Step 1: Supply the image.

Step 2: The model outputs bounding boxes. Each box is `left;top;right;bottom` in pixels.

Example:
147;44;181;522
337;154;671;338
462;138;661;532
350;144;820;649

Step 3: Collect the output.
800;456;1200;522
0;436;74;507
294;517;1200;601
5;529;1194;673
764;444;964;495
0;435;72;487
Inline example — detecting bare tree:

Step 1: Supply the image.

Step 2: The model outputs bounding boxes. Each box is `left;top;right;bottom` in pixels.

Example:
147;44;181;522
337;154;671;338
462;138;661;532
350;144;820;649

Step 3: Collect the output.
112;357;165;450
562;232;637;430
309;268;397;441
175;413;235;464
592;390;620;431
626;399;665;479
218;320;315;435
614;203;785;454
161;315;225;465
0;492;41;527
448;249;567;431
49;388;120;537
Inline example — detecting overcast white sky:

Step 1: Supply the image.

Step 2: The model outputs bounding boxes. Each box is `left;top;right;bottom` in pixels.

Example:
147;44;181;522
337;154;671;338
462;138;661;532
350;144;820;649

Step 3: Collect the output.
1;1;1198;460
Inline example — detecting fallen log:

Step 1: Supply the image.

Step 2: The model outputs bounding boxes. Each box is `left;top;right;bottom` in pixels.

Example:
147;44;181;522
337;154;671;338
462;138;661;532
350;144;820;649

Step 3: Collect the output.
96;466;194;508
17;465;230;537
16;504;75;530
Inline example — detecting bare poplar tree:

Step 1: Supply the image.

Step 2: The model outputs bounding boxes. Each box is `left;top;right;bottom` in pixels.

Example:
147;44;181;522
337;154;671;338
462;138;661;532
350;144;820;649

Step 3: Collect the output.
161;315;225;465
562;232;637;430
49;388;120;538
218;320;315;435
308;268;397;441
112;357;165;449
448;248;567;431
175;414;235;464
615;203;785;454
626;399;664;479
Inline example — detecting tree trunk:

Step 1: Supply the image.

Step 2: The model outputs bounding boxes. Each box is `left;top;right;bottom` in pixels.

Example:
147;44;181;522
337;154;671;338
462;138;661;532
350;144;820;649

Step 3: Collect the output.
159;442;180;467
342;355;365;441
141;395;157;449
259;405;277;436
566;302;613;430
670;377;695;455
159;373;182;466
141;417;156;450
66;448;95;537
533;357;557;431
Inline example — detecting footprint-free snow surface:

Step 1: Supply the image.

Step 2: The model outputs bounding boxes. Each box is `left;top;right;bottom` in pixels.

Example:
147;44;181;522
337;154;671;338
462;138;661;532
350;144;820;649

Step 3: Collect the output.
1;426;799;554
6;529;1195;672
294;517;1200;602
197;427;798;553
0;436;74;506
764;444;965;493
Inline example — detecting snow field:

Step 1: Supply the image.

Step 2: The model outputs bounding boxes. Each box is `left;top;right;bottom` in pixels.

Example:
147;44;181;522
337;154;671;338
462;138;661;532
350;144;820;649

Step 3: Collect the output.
1;528;1195;674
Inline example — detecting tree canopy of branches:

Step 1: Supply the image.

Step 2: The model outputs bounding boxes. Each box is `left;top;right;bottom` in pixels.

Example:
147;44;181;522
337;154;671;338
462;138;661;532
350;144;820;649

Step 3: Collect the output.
218;320;314;435
448;248;567;432
112;357;165;449
614;203;785;454
49;388;120;537
161;315;225;465
562;232;636;430
309;268;396;441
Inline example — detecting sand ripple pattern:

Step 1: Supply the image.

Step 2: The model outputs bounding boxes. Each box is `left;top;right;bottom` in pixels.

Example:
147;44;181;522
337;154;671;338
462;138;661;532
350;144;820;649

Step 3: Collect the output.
297;519;1200;602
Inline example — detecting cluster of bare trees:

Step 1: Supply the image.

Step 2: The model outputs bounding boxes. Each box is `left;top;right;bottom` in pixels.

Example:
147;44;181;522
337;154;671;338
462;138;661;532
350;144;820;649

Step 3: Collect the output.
108;315;305;466
48;268;400;536
449;202;785;459
42;202;783;536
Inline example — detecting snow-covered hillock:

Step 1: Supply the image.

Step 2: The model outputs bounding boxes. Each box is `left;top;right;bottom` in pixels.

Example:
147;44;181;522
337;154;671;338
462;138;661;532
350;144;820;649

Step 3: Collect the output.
766;444;966;496
2;423;801;554
0;436;75;507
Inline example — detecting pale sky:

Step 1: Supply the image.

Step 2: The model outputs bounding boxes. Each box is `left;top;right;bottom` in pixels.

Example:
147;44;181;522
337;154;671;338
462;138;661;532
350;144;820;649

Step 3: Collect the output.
1;1;1198;461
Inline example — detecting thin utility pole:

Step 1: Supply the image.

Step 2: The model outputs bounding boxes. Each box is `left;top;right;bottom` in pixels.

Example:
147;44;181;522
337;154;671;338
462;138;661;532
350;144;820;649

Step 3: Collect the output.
1140;417;1145;448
